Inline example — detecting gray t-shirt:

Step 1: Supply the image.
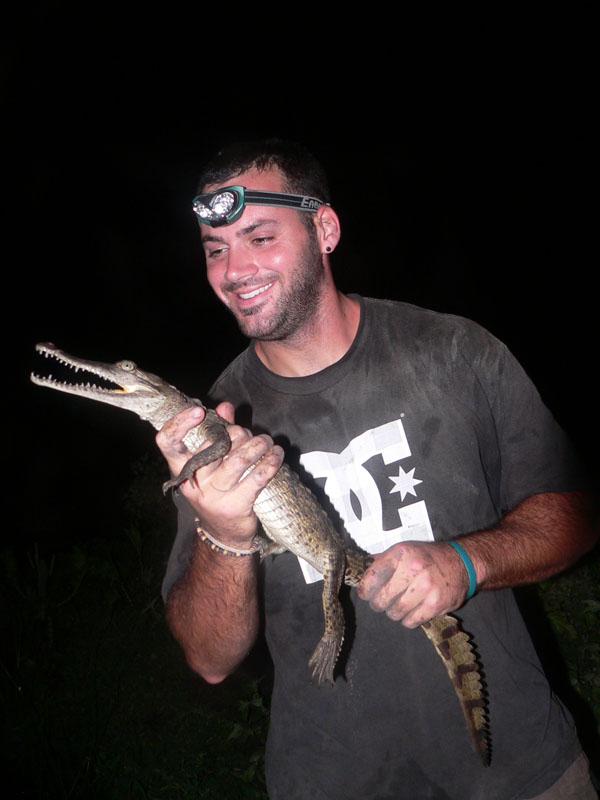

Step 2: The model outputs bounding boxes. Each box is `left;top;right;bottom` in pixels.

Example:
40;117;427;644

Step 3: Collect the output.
163;297;583;800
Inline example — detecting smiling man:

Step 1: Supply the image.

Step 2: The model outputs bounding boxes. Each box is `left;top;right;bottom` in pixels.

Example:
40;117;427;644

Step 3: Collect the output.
201;168;330;347
197;164;359;377
157;140;597;799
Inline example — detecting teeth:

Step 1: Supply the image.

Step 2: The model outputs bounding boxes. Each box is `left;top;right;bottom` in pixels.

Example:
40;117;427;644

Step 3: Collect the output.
33;347;119;393
238;282;273;300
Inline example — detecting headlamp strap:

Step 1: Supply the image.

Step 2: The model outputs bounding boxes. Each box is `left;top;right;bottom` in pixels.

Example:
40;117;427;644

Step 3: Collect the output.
244;190;325;212
192;184;328;227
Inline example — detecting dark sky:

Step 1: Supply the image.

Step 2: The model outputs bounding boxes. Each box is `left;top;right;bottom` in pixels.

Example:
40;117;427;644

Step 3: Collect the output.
8;8;596;550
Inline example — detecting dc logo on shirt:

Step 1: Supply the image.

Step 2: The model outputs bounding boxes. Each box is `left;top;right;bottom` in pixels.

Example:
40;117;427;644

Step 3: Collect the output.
298;418;434;584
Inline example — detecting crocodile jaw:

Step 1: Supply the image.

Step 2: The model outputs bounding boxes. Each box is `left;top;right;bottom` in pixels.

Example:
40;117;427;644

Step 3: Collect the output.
30;343;184;427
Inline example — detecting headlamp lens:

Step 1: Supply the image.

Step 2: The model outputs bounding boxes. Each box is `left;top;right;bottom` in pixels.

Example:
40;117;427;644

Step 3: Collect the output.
193;188;243;225
211;191;236;216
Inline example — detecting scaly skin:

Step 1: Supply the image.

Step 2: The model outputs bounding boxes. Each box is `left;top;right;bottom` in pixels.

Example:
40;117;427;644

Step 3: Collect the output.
31;343;490;764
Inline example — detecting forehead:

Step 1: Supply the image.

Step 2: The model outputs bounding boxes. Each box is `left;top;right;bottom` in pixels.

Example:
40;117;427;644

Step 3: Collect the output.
202;166;285;195
200;167;309;238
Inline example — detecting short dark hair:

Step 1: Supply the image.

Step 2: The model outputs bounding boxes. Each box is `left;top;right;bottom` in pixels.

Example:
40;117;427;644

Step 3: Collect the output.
197;139;331;204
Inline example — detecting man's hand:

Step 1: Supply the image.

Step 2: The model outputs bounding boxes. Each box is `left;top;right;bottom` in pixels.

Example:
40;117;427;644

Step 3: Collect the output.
156;401;284;549
357;491;597;629
357;541;469;628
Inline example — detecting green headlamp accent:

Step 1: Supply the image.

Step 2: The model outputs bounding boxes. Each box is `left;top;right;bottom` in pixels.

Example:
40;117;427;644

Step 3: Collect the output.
192;185;327;227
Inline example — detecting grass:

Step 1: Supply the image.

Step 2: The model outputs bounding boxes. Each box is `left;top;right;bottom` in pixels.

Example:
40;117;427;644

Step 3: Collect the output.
2;452;599;797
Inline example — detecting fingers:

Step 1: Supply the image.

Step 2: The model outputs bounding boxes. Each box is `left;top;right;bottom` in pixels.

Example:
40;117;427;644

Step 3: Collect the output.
357;542;464;628
357;558;399;607
155;402;284;546
155;406;208;478
190;432;283;545
155;405;249;495
214;401;235;424
358;548;425;627
207;433;283;494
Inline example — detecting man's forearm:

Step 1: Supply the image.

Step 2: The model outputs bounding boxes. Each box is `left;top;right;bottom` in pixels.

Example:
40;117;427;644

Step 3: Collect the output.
460;491;597;591
165;539;260;683
157;404;284;683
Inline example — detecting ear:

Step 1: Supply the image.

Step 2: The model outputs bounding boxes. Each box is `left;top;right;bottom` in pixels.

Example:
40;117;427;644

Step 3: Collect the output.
314;205;341;254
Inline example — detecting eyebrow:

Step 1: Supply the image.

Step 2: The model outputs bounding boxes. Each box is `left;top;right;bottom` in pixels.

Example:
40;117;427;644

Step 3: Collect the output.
201;218;280;245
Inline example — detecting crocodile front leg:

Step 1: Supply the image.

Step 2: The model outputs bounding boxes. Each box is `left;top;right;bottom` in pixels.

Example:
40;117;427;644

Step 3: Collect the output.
162;425;231;493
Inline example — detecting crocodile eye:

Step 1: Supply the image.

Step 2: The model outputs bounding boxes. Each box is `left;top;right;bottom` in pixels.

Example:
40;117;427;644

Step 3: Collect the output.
118;360;136;371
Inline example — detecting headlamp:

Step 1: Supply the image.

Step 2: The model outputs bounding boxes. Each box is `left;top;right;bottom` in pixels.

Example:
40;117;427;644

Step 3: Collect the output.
192;185;328;227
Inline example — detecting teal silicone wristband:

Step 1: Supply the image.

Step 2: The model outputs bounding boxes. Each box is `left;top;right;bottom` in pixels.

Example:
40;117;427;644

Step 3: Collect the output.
448;541;477;599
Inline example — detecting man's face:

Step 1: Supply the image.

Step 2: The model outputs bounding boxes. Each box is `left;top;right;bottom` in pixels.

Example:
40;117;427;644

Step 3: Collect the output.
200;168;326;342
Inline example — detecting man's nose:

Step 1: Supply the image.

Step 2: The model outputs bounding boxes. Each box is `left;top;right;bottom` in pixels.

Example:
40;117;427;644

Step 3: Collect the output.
225;246;259;283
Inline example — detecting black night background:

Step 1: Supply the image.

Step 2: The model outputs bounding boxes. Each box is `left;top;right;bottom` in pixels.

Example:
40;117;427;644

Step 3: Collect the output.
4;6;599;798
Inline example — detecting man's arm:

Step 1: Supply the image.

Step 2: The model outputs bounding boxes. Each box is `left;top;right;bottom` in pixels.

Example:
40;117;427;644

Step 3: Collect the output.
358;491;597;628
165;537;260;683
157;403;284;683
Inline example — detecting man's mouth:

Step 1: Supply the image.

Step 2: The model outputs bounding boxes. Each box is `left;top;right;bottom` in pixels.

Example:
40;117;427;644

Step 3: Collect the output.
237;282;275;300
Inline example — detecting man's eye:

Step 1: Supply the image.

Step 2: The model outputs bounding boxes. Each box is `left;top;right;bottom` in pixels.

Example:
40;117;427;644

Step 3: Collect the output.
252;236;273;246
207;247;226;259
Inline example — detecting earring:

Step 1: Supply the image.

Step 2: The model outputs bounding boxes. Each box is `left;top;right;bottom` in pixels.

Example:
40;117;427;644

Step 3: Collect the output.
325;246;332;252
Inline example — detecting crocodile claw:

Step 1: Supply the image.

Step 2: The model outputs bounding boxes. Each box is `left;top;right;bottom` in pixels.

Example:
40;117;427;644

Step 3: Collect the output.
308;632;344;686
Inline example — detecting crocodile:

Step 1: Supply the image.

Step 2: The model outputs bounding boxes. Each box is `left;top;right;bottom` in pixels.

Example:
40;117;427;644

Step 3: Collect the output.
31;342;490;764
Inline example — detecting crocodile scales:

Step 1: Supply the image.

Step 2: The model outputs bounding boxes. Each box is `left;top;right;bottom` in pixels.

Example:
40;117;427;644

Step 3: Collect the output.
31;343;490;765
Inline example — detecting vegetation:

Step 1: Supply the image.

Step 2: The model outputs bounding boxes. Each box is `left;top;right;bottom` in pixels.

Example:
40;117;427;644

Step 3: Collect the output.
523;553;600;777
2;454;270;799
2;453;598;797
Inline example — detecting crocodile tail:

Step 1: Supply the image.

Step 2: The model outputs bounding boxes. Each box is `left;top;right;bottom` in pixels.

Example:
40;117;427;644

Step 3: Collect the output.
420;614;490;766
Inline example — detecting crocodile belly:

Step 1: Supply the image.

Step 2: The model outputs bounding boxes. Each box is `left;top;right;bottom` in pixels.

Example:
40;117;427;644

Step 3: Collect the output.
253;467;344;576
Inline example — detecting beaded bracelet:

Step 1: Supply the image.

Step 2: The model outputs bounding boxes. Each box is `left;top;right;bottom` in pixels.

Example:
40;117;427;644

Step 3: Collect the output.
448;540;477;599
195;518;260;557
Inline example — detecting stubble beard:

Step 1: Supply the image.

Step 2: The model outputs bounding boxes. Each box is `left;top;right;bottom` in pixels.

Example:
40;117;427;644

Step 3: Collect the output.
225;228;326;342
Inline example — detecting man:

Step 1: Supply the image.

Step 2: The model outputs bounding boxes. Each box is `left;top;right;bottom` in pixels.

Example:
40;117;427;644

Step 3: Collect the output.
158;140;597;799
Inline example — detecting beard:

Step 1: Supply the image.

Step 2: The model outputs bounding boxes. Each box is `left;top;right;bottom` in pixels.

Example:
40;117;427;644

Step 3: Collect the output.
224;227;326;342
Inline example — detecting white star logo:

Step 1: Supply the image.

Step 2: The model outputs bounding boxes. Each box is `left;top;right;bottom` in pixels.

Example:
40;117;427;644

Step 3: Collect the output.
389;465;422;501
